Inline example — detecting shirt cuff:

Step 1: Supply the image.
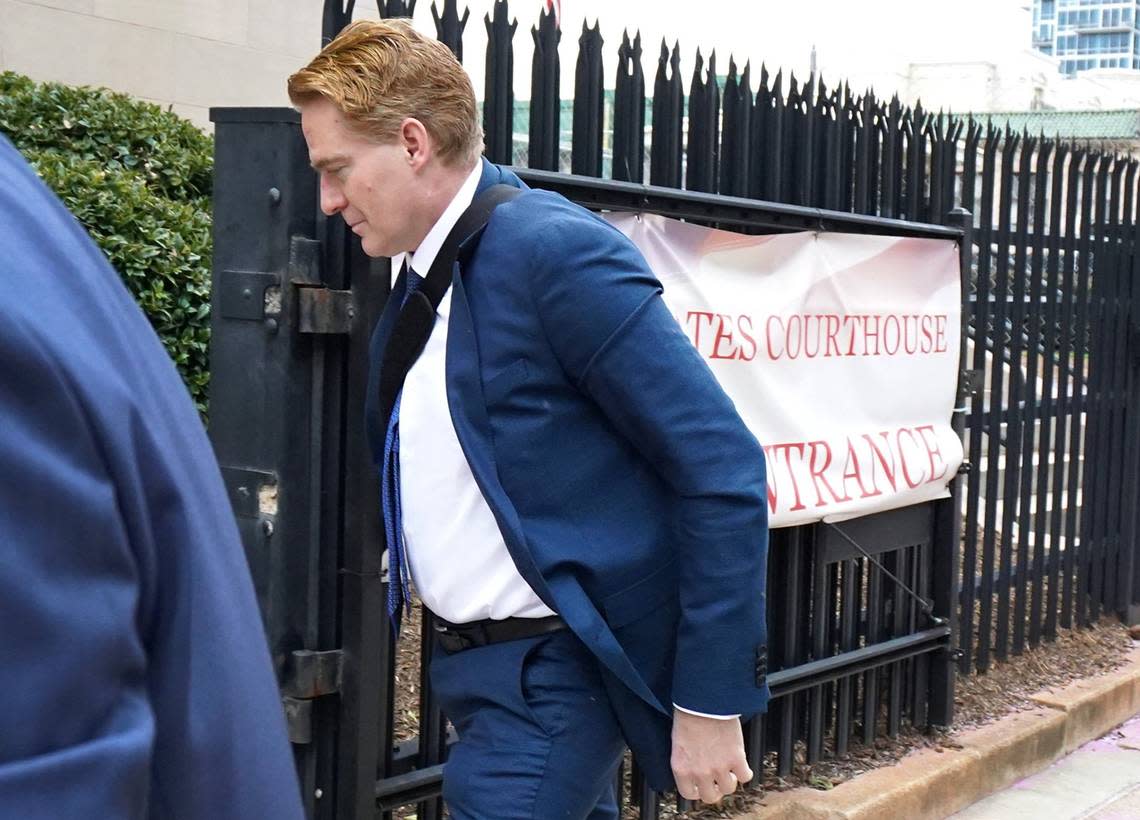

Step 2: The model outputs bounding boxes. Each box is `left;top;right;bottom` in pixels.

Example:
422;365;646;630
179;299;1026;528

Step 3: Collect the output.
673;704;741;720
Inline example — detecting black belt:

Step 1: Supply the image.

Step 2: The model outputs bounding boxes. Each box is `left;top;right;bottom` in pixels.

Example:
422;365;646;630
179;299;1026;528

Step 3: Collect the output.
432;614;566;653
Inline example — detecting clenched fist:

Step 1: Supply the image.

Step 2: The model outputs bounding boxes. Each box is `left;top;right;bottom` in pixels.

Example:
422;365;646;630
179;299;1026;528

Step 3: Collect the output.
670;708;753;805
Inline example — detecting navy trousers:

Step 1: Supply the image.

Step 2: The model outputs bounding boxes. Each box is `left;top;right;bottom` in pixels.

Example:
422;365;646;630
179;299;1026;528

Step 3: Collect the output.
430;628;627;819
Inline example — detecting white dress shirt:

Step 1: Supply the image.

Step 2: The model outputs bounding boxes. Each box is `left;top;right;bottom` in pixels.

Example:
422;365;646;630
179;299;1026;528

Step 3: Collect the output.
398;162;556;624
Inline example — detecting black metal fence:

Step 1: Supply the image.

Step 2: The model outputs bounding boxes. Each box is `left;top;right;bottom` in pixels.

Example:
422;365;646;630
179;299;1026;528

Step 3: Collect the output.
394;0;1140;672
205;1;1140;818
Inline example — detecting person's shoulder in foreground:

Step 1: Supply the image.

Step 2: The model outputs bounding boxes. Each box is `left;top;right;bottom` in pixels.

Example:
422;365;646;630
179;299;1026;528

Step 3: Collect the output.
0;135;305;820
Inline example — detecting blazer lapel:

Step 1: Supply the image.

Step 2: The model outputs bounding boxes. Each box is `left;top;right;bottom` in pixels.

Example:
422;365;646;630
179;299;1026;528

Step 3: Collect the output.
364;262;407;466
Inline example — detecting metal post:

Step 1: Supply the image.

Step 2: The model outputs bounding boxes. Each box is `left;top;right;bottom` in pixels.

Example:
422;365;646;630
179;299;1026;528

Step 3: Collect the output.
930;206;972;726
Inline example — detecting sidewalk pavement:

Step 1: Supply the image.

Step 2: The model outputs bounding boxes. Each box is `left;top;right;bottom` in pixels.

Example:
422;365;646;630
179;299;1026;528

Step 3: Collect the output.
951;713;1140;819
745;643;1140;820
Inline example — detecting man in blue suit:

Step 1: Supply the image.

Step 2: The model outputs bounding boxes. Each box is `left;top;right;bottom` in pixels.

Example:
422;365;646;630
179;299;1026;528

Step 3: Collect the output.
289;19;769;818
0;136;305;819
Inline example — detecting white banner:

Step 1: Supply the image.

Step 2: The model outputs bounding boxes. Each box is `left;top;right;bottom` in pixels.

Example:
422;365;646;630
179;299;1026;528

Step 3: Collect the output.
607;213;964;528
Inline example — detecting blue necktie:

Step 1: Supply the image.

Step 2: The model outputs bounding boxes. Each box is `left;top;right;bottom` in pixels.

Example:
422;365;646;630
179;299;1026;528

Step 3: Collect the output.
382;265;424;636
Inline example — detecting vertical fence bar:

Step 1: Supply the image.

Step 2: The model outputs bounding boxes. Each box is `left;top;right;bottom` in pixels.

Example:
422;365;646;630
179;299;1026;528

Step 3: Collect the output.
415;610;446;820
1060;148;1085;629
1098;158;1126;615
612;31;645;183
482;0;517;165
835;558;857;753
685;49;720;193
1005;135;1034;657
1090;159;1123;618
778;527;804;776
799;75;816;206
528;5;560;171
960;124;987;674
1108;162;1135;615
650;41;683;189
1116;164;1140;622
819;81;839;211
720;59;752;197
853;94;872;215
322;0;355;45
933;206;971;721
1042;143;1068;640
1084;158;1107;625
824;562;840;744
377;0;416;17
1072;153;1098;627
1121;169;1140;626
989;130;1016;666
767;71;786;202
1094;160;1120;615
807;538;828;763
862;558;883;743
744;713;766;782
749;66;771;201
785;75;804;205
571;20;605;177
887;548;908;737
929;115;946;225
880;98;901;218
911;542;932;727
867;96;883;214
431;0;469;62
905;103;926;222
1087;156;1110;623
879;99;894;218
1024;140;1053;649
979;130;1017;670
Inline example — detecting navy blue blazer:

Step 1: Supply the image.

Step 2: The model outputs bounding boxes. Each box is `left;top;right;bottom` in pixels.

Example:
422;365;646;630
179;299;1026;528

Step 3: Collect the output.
365;160;770;790
0;137;304;818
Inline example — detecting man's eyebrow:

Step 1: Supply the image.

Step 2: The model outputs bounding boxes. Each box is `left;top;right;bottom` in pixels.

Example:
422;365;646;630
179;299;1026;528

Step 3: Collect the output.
310;154;348;171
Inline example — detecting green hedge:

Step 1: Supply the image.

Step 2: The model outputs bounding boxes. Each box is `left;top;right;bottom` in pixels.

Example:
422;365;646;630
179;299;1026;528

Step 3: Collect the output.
0;72;213;411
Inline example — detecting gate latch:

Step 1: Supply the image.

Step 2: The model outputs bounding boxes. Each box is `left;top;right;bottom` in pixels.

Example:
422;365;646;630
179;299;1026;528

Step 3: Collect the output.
295;284;355;334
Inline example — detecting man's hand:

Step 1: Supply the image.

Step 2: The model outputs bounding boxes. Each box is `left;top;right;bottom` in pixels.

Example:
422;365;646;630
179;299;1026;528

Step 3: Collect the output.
670;708;753;805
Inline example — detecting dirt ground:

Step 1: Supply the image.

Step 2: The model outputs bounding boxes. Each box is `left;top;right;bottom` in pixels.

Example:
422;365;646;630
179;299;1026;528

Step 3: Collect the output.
390;592;1135;820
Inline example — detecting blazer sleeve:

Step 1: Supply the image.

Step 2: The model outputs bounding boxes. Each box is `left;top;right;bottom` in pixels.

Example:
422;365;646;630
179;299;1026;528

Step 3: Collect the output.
0;314;156;817
0;135;305;819
518;194;770;717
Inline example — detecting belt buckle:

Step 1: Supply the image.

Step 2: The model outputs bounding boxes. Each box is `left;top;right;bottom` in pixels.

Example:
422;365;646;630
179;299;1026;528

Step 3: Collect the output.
434;622;475;653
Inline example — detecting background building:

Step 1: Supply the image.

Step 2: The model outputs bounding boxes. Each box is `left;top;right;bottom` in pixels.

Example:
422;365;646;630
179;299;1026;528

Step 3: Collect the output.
1032;0;1139;74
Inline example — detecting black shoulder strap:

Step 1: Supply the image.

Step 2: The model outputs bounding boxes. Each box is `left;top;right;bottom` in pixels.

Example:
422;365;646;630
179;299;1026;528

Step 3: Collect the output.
377;183;523;429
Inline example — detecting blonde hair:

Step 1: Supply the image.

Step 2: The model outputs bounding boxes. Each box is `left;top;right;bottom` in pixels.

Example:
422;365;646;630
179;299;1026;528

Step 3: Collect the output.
287;19;482;166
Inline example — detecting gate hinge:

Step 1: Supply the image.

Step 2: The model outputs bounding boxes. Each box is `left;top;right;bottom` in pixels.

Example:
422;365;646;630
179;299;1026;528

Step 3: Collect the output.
283;648;344;699
282;649;344;745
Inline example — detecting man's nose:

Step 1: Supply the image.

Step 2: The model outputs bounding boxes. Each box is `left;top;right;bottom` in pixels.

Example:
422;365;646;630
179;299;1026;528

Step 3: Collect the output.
319;177;346;216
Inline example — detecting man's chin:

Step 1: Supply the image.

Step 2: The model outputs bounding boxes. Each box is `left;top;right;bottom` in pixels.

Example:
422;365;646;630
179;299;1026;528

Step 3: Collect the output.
358;236;388;258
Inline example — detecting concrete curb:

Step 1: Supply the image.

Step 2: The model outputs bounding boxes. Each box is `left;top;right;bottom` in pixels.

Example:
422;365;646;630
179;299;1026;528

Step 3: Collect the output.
741;645;1140;820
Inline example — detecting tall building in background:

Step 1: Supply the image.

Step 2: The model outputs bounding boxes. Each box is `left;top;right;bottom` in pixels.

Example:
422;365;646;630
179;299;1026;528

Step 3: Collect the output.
1033;0;1140;75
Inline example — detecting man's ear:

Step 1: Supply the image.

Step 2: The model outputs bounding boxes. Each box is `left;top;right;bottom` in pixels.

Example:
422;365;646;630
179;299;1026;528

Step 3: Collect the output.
400;118;433;170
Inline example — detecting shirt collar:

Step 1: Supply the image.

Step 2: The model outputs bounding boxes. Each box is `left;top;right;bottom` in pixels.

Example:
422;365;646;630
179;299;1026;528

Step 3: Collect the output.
402;161;483;286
